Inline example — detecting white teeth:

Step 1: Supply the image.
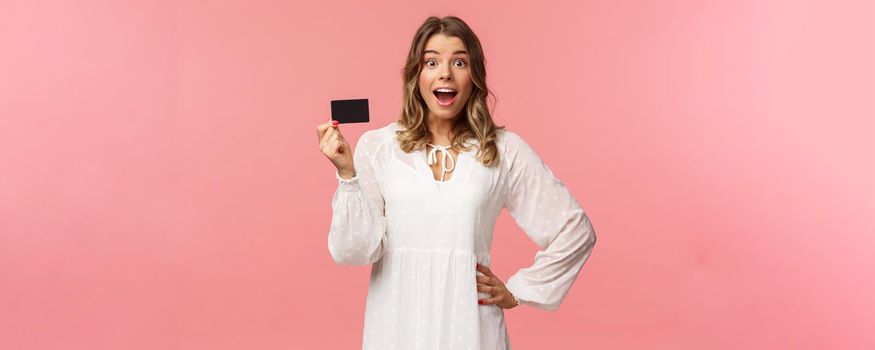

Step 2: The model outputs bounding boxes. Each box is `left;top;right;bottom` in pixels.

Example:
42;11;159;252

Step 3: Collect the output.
435;88;456;93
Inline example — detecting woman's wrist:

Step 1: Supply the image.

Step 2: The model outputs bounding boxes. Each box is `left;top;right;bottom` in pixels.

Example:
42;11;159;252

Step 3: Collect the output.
337;169;356;180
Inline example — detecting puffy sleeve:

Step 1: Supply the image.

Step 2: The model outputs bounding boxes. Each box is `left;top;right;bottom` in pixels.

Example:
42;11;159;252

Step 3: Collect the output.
327;130;388;266
501;132;597;311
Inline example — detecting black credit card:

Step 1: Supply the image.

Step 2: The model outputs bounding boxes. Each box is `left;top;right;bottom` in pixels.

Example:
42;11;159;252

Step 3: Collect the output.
331;99;369;124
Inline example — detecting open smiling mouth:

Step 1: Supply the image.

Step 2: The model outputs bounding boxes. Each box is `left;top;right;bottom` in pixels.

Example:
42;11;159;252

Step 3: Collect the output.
433;87;458;107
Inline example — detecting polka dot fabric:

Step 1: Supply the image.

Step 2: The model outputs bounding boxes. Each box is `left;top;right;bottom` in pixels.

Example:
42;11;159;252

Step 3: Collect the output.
328;121;597;349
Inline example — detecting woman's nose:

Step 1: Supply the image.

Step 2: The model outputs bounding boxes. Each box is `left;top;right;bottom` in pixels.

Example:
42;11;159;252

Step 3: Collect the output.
439;65;453;80
440;70;453;80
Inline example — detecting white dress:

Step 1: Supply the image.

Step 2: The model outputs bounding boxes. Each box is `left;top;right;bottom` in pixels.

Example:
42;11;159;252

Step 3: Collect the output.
328;121;597;350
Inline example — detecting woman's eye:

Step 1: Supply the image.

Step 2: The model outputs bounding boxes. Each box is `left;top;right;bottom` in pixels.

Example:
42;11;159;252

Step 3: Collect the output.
424;59;465;68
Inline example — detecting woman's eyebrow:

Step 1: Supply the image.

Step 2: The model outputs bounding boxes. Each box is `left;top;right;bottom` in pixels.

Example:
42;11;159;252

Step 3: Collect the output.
424;49;469;55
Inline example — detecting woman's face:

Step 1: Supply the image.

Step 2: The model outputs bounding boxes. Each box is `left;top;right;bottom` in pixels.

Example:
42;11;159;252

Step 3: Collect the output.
418;33;473;123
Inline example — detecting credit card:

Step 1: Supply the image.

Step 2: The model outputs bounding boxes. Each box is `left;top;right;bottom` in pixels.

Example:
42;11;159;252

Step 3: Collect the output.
331;99;369;124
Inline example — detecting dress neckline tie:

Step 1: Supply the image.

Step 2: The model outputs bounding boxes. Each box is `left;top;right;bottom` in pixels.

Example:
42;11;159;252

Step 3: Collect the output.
426;143;456;182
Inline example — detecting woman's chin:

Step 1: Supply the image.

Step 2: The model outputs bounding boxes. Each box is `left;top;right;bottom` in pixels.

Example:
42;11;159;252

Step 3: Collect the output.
428;111;462;121
424;100;464;120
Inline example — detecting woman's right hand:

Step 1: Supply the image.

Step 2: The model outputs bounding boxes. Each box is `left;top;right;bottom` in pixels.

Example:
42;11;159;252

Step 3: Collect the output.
316;120;355;179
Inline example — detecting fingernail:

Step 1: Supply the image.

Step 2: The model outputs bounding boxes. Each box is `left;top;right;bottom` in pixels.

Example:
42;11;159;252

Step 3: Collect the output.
332;120;339;126
478;300;484;304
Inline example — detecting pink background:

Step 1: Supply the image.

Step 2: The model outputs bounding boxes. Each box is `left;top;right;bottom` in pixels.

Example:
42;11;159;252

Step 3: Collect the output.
2;0;873;349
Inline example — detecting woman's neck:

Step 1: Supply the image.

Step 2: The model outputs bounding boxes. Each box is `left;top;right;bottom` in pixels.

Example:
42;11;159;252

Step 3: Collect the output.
426;117;456;146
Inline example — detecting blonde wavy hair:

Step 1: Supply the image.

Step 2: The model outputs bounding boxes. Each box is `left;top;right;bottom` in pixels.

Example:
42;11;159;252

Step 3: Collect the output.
396;16;504;167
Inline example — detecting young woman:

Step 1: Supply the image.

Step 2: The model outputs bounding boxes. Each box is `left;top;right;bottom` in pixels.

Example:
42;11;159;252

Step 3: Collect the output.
315;16;596;349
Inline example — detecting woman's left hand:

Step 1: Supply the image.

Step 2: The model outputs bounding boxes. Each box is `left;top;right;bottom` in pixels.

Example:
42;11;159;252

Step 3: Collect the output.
475;264;519;309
